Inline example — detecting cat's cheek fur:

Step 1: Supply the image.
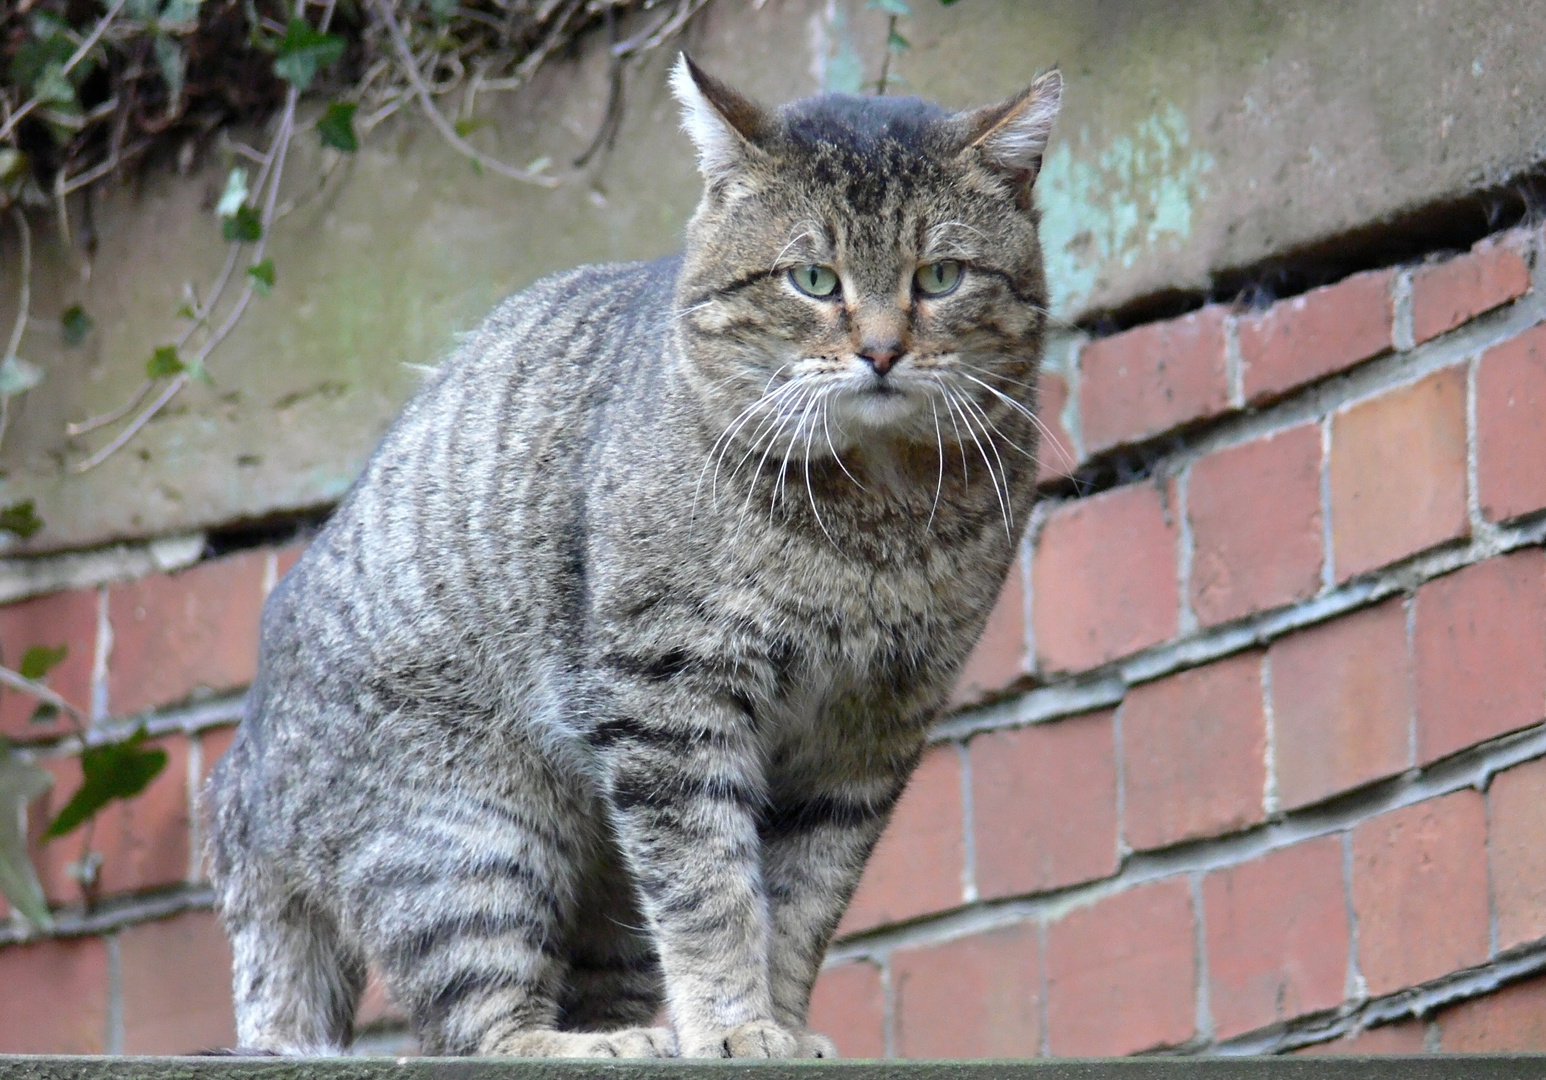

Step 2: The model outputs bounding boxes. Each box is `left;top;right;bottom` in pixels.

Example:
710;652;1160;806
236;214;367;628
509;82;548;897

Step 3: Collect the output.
208;60;1058;1060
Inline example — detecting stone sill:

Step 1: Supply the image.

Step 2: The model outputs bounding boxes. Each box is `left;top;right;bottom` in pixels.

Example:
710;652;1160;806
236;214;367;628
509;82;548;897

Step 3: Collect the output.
6;1058;1546;1080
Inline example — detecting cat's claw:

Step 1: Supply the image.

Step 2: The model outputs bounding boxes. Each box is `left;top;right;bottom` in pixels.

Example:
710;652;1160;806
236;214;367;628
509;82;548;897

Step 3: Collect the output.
683;1019;829;1058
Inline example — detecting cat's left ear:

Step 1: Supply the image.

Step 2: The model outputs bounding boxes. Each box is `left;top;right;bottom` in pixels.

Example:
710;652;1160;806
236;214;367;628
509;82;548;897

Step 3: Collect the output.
958;70;1063;207
670;54;777;183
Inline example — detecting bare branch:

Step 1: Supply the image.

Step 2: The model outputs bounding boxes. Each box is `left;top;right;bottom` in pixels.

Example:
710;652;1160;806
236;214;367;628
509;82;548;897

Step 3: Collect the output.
371;0;561;188
0;664;89;724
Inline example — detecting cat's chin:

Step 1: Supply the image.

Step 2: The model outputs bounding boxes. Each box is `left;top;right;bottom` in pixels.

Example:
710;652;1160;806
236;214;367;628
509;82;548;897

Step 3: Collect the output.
829;385;925;431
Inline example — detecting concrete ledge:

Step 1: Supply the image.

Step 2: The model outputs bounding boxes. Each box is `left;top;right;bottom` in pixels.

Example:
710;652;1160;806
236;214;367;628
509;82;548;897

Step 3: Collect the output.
6;1057;1546;1080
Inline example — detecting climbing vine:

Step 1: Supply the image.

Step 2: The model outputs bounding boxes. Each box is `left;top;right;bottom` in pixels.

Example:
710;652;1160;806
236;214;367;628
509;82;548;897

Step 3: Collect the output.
0;0;951;931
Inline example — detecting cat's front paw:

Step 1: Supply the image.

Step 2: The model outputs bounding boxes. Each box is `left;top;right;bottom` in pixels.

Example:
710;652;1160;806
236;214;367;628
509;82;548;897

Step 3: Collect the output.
683;1019;802;1058
795;1029;838;1058
485;1026;677;1058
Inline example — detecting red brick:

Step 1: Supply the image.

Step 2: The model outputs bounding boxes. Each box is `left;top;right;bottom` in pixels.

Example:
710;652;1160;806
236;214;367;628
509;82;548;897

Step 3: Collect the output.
1034;369;1077;484
1296;1021;1428;1055
949;564;1027;708
1486;756;1546;951
893;924;1041;1058
1269;600;1412;810
31;734;191;899
1187;423;1324;626
274;540;308;586
1203;838;1349;1038
1045;878;1196;1055
194;724;239;881
0;936;110;1053
839;747;963;935
971;710;1118;899
1239;268;1395;404
1329;366;1469;579
0;588;98;741
120;910;237;1053
1122;652;1267;850
1351;790;1490;996
108;551;267;716
1032;482;1179;673
1411;231;1532;345
1439;976;1546;1051
1414;550;1546;764
1478;323;1546;523
1080;306;1231;454
807;962;885;1059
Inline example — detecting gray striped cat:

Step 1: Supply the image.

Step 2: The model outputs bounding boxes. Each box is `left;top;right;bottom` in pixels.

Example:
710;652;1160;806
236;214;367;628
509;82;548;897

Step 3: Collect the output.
208;56;1061;1059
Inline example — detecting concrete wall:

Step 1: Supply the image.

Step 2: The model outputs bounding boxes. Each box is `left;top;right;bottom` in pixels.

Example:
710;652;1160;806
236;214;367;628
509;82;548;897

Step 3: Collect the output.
2;0;1545;551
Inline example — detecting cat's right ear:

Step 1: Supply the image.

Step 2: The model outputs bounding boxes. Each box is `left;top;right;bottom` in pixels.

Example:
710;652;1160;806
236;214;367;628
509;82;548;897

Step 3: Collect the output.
670;54;775;182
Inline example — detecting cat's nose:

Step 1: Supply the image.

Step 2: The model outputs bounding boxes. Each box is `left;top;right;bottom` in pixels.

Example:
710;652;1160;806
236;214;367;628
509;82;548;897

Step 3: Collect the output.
858;345;902;376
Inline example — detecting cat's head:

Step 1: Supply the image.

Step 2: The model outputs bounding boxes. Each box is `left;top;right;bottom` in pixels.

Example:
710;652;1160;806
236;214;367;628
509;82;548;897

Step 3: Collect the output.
671;55;1061;468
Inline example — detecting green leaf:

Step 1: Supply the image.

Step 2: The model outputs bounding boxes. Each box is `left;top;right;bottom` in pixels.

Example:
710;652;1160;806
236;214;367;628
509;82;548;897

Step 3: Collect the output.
185;358;213;384
158;0;204;24
938;0;962;4
216;167;249;218
318;102;358;152
19;644;67;681
0;355;43;396
145;344;185;379
867;0;911;12
45;729;168;840
0;500;43;540
10;34;72;92
453;115;488;139
61;304;93;346
222;204;262;243
247;259;275;297
153;34;186;107
272;18;345;91
0;739;54;929
32;63;76;106
30;702;59;724
0;148;27;187
888;28;910;51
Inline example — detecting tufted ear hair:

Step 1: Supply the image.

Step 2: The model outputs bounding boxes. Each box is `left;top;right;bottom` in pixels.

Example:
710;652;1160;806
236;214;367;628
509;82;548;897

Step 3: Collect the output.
956;70;1063;206
670;53;777;182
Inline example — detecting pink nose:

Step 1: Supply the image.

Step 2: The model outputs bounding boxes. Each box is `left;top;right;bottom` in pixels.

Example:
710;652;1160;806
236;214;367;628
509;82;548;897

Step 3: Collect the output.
860;347;901;376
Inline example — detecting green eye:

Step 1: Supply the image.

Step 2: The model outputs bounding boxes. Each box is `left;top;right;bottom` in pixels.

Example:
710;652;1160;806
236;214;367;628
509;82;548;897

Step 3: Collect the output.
790;264;840;298
915;260;963;296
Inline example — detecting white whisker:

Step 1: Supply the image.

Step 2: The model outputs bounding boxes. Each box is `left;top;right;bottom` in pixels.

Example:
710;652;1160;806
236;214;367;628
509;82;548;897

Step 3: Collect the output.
927;396;945;533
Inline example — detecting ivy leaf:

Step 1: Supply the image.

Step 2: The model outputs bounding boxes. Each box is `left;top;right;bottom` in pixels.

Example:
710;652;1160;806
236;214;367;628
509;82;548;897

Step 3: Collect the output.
453;115;488;138
61;304;93;346
272;18;345;92
0;501;43;540
45;729;168;839
30;702;59;724
0;148;27;187
247;259;275;297
32;63;76;106
318;101;358;152
157;0;204;24
153;34;186;108
0;739;54;929
145;344;185;379
216;167;249;218
222;204;262;243
867;0;911;12
185;358;213;385
0;355;43;396
888;28;910;51
19;644;67;682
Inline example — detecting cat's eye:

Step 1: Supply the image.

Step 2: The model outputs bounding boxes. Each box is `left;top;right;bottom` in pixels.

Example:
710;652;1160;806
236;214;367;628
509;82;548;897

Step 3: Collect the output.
915;260;963;296
790;264;840;298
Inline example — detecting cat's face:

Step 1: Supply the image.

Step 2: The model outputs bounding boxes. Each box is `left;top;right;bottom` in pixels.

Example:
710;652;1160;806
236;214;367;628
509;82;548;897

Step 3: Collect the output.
673;57;1061;468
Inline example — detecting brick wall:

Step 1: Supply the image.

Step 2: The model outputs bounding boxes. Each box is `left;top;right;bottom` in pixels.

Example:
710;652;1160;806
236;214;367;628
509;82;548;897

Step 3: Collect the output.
6;224;1546;1057
810;221;1546;1058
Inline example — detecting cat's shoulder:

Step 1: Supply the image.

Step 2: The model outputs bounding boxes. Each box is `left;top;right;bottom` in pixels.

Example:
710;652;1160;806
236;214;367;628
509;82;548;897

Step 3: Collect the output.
483;254;682;335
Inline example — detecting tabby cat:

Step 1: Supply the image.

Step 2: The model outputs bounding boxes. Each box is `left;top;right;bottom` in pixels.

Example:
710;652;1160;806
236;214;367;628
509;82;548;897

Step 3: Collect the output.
209;55;1062;1058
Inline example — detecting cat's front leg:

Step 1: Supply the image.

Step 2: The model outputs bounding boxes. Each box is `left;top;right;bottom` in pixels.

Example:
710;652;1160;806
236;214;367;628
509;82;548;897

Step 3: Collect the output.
592;692;801;1058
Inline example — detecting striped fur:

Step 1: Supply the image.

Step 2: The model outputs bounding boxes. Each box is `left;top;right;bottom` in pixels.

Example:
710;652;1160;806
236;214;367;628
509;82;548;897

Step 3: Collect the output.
208;59;1061;1058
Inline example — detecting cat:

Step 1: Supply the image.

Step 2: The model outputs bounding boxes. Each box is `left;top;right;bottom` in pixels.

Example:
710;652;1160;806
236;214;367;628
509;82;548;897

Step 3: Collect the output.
208;54;1061;1059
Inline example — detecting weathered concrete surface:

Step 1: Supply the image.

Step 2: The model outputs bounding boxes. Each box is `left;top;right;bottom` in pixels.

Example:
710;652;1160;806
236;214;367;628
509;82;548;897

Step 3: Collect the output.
2;0;1546;551
6;1057;1546;1080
